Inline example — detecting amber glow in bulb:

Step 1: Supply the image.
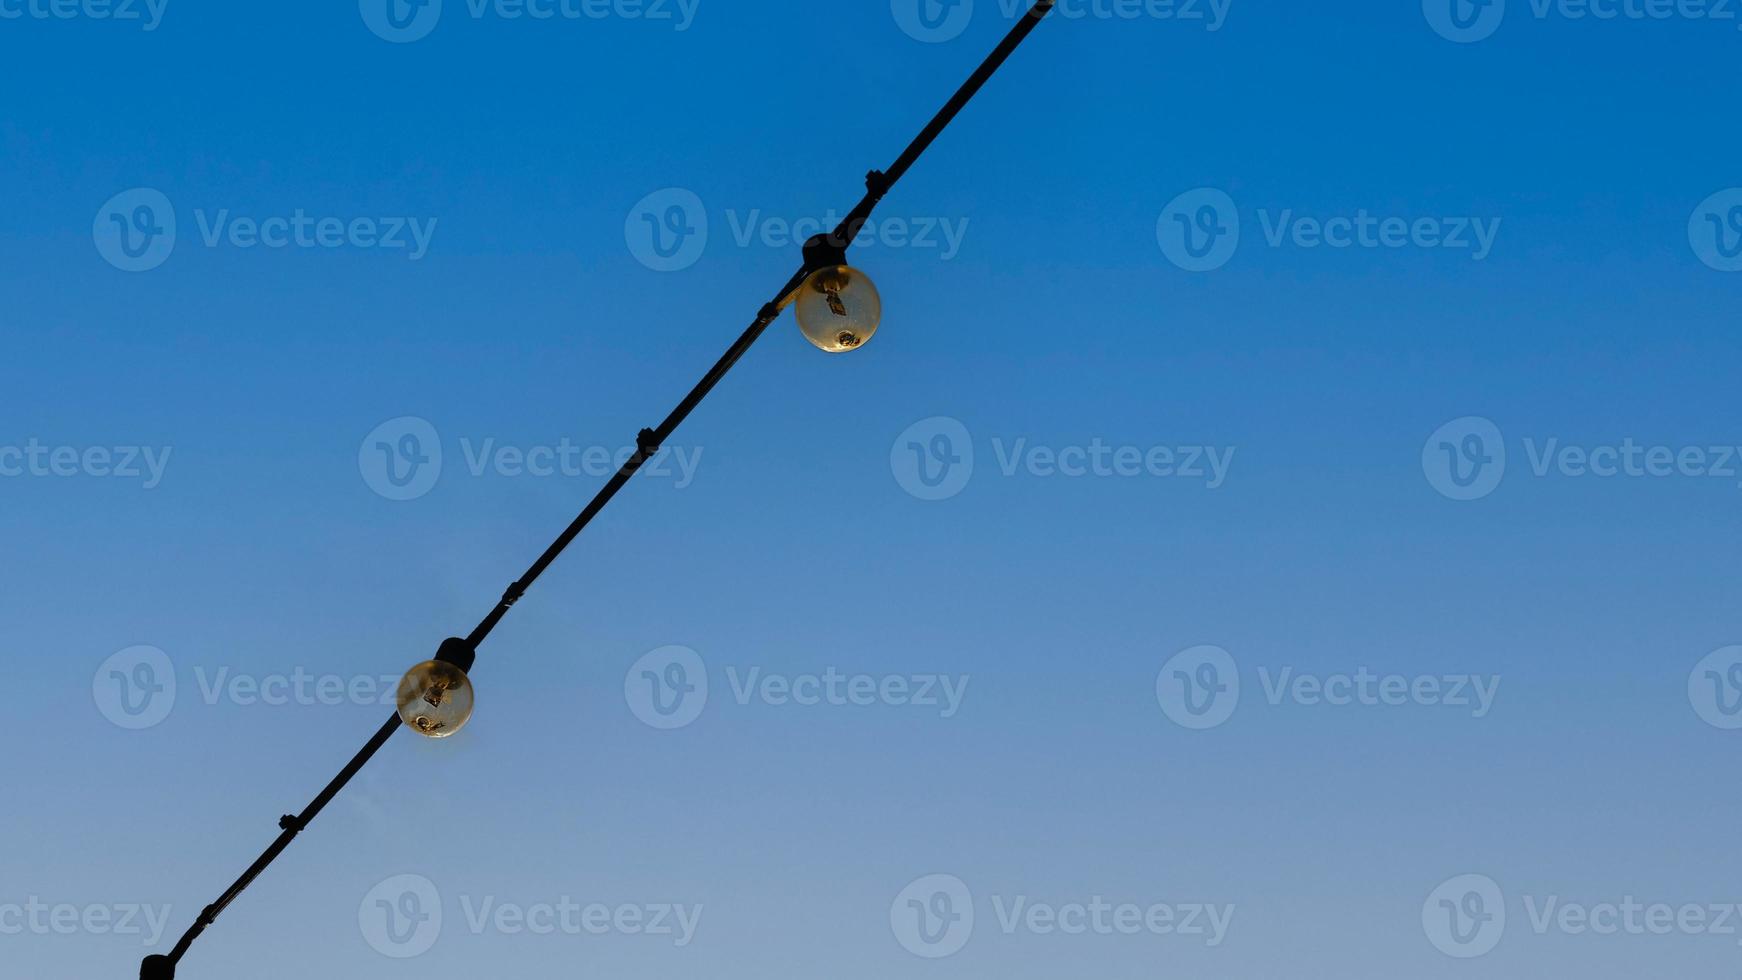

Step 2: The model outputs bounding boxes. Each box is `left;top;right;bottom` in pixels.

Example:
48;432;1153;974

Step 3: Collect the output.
795;265;881;353
396;660;474;738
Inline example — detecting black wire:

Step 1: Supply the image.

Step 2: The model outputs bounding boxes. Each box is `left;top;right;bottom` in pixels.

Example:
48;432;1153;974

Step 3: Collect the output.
147;3;1057;973
470;0;1059;646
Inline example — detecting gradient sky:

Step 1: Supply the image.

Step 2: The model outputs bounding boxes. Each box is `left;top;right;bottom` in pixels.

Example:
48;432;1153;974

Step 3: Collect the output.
5;1;1742;977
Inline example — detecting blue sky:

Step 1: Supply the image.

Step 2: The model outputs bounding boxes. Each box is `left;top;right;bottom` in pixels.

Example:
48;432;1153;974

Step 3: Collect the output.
4;1;1742;977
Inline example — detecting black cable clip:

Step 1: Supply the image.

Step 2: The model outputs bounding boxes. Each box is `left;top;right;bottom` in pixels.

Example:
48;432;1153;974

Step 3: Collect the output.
637;428;662;459
278;815;303;832
802;233;850;273
435;637;479;672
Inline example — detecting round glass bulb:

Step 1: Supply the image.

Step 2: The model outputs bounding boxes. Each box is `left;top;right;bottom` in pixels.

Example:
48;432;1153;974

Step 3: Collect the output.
396;660;474;738
795;265;881;353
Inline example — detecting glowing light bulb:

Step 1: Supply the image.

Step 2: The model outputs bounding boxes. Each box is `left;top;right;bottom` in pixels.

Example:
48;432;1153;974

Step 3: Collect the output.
795;265;881;353
396;660;474;738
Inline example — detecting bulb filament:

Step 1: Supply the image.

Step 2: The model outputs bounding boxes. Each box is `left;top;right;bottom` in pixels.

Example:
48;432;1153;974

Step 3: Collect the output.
813;270;851;318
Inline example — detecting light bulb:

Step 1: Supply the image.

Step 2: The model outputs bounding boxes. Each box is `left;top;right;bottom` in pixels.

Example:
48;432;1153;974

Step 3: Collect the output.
396;660;474;738
795;265;880;353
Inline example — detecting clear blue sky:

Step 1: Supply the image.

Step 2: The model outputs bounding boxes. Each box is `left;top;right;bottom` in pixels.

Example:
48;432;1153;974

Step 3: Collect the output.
5;1;1742;977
